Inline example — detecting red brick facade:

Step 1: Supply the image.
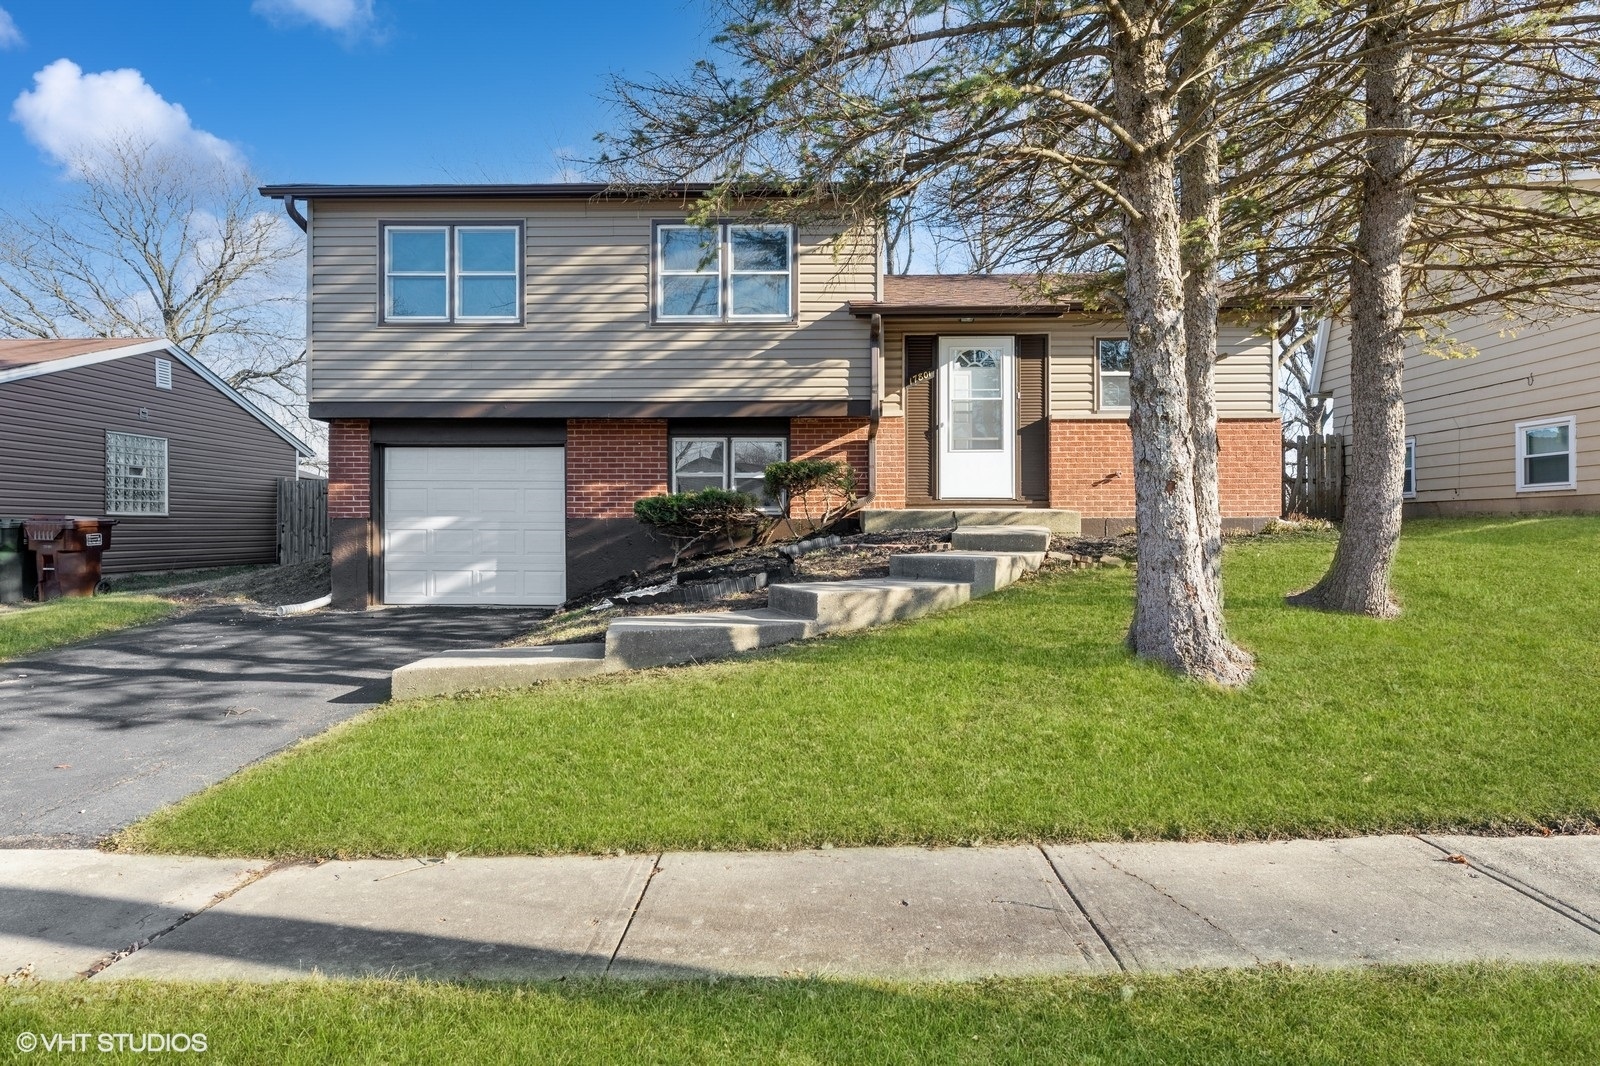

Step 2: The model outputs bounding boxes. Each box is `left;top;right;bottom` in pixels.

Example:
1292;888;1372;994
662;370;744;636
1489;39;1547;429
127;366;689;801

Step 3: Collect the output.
1215;418;1286;517
565;418;669;519
1048;417;1282;518
328;418;371;519
871;417;906;508
790;416;872;509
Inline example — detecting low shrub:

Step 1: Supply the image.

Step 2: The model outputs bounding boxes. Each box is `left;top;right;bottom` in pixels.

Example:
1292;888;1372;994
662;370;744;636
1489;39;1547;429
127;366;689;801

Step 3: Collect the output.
763;459;858;528
633;488;769;565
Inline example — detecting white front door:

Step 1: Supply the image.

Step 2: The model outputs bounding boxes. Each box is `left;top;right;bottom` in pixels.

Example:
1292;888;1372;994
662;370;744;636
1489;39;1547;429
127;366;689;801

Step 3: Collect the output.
383;447;566;606
937;336;1015;499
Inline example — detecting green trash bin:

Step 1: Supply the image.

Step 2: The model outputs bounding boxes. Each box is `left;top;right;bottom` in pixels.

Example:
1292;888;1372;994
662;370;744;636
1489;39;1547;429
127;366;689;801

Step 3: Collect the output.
0;518;27;604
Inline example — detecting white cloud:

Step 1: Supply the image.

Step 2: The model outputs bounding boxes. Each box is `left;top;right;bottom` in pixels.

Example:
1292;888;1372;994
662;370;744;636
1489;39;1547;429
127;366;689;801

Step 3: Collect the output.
0;7;23;49
10;59;240;172
252;0;374;32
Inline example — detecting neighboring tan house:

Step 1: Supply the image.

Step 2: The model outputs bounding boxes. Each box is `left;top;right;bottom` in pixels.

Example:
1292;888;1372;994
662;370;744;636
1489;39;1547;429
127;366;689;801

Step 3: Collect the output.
1313;312;1596;515
0;338;315;574
263;182;1286;609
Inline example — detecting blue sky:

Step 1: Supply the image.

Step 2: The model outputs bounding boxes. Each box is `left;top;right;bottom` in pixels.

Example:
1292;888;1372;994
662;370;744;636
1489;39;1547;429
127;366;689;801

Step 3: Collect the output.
0;0;720;200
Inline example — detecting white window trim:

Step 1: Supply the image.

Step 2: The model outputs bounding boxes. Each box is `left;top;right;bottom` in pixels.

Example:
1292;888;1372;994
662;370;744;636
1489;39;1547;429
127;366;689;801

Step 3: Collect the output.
1403;437;1417;499
453;225;522;323
1096;337;1131;413
1515;415;1578;492
669;435;788;513
726;224;795;323
382;222;521;325
655;224;722;323
105;431;169;517
383;225;450;323
654;222;795;324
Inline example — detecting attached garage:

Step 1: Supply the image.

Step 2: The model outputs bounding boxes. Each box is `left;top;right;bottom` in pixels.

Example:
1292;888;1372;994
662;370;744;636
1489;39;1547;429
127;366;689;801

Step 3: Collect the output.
382;446;565;606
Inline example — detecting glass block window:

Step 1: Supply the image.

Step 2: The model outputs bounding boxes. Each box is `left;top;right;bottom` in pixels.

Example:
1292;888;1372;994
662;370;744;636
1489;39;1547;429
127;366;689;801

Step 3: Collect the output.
383;223;520;323
106;432;168;516
1516;416;1576;491
671;436;787;512
1098;338;1132;410
655;222;794;322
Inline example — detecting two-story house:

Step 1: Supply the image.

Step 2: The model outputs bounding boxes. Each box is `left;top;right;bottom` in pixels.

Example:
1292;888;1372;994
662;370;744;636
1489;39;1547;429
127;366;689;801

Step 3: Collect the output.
265;183;1285;609
1314;311;1597;517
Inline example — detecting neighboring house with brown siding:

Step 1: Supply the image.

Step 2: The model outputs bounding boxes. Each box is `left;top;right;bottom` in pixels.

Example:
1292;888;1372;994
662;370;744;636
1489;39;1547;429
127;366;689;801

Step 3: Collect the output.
264;182;1288;609
0;338;315;575
1313;311;1598;515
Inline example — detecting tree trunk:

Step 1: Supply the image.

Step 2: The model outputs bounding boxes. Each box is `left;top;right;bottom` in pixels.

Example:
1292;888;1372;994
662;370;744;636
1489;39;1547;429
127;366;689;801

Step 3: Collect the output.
1113;7;1253;685
1288;0;1413;618
1177;4;1224;607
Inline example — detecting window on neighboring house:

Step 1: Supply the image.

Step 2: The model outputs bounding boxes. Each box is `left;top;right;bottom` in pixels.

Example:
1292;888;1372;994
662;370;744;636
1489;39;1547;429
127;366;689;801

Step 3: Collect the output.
383;223;520;323
1516;415;1577;491
1403;437;1416;498
670;436;788;511
154;357;173;390
655;223;794;323
105;432;168;516
1097;338;1131;410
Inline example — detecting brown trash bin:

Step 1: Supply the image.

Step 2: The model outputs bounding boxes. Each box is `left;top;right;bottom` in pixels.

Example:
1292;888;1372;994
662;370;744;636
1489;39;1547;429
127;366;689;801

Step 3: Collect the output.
24;516;118;600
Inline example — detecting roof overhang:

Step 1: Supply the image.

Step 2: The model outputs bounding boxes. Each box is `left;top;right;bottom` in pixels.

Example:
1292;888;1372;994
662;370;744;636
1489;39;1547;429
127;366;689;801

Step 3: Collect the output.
258;182;795;202
849;302;1081;318
0;339;315;457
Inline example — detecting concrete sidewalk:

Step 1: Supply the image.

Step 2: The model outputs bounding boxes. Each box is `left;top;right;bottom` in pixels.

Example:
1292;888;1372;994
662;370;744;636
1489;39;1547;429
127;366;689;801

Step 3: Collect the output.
3;835;1598;983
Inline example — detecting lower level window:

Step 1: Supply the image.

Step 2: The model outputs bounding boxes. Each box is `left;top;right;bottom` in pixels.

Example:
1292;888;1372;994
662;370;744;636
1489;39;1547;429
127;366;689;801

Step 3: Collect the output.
1097;338;1131;410
1516;416;1576;492
671;436;787;511
106;431;169;515
1403;437;1416;498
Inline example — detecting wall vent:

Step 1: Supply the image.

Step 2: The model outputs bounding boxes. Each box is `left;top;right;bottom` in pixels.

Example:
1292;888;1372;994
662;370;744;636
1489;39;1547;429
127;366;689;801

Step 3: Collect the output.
154;357;173;390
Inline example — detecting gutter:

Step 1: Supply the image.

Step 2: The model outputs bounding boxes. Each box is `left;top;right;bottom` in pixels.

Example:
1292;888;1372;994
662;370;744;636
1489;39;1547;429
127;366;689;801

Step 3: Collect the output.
860;313;884;511
281;195;309;233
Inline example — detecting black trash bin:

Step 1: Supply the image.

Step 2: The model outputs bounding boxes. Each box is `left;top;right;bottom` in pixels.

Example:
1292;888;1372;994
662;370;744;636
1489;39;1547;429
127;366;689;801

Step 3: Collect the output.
0;518;28;604
23;516;119;600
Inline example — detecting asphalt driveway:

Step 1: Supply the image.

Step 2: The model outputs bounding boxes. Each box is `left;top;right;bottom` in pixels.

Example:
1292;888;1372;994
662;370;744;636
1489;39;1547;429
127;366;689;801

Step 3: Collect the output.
0;605;549;846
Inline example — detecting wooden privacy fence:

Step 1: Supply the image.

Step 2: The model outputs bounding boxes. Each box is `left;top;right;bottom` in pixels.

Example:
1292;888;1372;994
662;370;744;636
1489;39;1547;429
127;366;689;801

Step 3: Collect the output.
1283;434;1346;519
277;477;329;564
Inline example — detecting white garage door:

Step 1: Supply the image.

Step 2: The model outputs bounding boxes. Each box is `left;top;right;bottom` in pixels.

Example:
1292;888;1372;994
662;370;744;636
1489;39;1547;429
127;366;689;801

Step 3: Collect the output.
383;447;566;606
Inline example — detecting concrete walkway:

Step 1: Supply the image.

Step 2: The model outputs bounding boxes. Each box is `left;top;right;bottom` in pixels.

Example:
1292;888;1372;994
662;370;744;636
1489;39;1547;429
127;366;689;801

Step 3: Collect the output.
3;834;1598;982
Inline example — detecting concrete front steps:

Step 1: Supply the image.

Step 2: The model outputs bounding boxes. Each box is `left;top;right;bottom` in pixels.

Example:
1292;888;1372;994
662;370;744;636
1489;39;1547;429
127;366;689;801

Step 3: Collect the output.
862;508;1080;535
391;528;1051;699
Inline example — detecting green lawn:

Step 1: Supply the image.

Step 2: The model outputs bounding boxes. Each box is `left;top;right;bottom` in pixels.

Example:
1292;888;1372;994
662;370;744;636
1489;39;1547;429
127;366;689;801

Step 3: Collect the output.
2;967;1597;1064
123;516;1600;858
0;595;176;661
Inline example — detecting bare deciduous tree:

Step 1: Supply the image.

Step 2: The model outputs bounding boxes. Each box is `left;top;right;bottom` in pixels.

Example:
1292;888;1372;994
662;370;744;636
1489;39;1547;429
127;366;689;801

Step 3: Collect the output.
0;136;309;433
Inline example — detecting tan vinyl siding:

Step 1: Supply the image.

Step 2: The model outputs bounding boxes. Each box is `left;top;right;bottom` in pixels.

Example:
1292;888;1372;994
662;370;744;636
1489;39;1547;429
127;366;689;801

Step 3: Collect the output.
1318;312;1599;506
881;316;1276;419
0;354;300;573
308;199;878;406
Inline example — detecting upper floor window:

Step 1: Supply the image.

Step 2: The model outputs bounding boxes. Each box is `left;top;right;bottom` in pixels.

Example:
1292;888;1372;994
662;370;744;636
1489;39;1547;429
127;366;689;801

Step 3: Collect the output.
1097;338;1131;410
1516;415;1576;492
382;223;521;324
654;223;794;323
106;432;168;516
